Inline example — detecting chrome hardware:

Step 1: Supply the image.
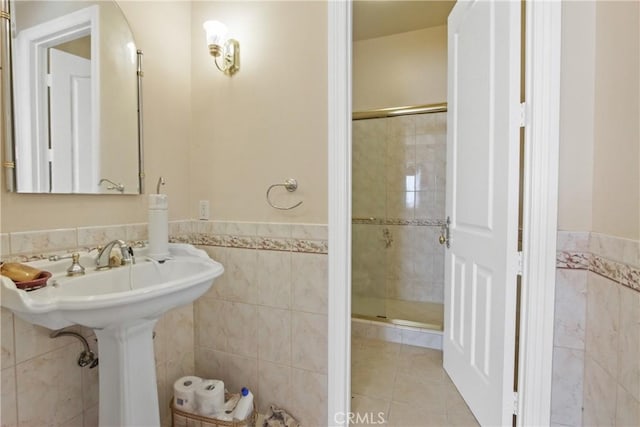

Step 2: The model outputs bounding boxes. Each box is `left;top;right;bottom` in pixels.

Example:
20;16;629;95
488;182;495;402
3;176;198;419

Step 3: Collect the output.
48;252;86;276
130;240;147;249
78;349;99;368
48;253;73;262
382;227;393;248
98;178;125;193
137;50;145;194
439;216;451;248
50;329;99;369
266;178;303;210
66;253;85;276
96;240;134;270
156;176;165;194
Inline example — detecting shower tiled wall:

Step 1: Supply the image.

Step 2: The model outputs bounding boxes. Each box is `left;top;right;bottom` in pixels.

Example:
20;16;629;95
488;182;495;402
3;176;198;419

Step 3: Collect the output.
352;112;447;304
0;220;328;426
552;231;640;426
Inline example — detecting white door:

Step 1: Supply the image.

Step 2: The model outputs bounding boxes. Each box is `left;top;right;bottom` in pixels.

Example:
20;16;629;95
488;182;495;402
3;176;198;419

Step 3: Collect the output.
49;48;95;193
443;1;521;426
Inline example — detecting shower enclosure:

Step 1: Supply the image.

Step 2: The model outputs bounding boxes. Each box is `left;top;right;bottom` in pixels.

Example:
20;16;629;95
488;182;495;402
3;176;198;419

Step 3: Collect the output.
352;104;447;330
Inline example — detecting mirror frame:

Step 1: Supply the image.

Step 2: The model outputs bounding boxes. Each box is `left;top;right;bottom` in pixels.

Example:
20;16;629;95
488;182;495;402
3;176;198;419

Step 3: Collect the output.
0;0;145;194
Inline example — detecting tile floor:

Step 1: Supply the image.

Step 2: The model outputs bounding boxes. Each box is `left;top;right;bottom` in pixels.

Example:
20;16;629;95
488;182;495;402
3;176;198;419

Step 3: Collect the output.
351;337;479;426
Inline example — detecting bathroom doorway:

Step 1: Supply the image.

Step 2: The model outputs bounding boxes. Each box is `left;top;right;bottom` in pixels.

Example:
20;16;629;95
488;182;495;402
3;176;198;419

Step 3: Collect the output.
349;2;471;424
336;0;562;425
350;0;452;342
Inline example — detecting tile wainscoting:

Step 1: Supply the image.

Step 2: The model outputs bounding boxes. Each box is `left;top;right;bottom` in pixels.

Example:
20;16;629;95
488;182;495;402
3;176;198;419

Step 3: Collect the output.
0;220;328;427
188;221;329;426
3;223;637;427
552;231;639;427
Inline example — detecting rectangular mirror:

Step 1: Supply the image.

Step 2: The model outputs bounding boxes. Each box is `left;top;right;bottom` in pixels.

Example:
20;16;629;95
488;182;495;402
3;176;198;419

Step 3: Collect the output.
3;0;144;194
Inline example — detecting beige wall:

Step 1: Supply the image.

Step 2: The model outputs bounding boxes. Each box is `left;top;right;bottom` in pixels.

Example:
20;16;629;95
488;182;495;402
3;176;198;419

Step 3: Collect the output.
557;1;596;232
557;1;639;240
591;0;639;240
55;36;91;59
553;4;640;423
353;25;447;111
1;1;192;232
189;1;327;224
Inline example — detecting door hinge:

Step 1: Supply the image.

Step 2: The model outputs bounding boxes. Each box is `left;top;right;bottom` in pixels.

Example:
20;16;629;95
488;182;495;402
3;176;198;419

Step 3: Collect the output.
513;391;519;415
519;102;526;128
46;73;53;87
517;251;523;276
47;148;53;162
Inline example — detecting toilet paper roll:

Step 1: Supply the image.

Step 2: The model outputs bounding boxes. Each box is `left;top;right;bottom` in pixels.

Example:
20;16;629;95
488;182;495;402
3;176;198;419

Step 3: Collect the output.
173;376;202;413
195;379;225;416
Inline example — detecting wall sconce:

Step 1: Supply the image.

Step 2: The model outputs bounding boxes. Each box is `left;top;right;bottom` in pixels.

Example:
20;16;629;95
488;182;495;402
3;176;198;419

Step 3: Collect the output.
203;20;240;76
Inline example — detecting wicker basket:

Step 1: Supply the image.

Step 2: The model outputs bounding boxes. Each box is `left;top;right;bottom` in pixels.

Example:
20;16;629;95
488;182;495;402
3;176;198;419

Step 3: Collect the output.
170;395;257;427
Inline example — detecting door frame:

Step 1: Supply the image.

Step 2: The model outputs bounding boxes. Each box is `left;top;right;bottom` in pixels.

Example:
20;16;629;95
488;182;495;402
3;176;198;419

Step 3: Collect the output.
327;1;562;425
12;5;100;192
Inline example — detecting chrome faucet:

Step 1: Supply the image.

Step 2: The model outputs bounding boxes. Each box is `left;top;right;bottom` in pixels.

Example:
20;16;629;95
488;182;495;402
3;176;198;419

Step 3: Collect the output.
98;178;125;193
48;252;86;276
96;240;134;270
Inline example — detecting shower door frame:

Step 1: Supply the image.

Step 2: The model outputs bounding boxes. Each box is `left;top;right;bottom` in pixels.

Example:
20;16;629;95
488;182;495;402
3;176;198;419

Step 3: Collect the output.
351;103;448;331
327;1;562;425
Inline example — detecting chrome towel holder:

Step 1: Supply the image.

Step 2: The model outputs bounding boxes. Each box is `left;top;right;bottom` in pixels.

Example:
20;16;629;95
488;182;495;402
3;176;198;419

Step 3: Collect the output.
266;178;303;210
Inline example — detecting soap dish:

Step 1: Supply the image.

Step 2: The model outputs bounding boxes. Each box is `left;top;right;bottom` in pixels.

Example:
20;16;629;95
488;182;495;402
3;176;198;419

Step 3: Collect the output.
14;271;52;291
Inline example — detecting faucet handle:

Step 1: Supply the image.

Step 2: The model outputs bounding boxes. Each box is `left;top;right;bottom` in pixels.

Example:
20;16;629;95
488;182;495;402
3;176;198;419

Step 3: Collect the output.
66;253;85;277
122;246;135;265
87;246;102;254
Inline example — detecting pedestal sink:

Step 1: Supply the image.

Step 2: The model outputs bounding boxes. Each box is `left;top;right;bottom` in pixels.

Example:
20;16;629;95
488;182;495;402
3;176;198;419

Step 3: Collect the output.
1;243;224;427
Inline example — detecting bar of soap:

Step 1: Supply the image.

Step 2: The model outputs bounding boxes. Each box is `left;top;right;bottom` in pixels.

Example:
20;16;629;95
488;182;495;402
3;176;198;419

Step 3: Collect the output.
1;262;43;282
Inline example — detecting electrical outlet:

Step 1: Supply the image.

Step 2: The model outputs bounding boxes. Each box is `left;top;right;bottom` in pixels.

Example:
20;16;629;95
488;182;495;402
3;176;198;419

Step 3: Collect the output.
199;200;210;220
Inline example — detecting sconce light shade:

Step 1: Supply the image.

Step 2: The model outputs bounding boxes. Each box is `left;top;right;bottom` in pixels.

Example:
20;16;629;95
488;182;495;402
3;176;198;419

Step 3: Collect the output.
203;20;228;46
203;20;239;76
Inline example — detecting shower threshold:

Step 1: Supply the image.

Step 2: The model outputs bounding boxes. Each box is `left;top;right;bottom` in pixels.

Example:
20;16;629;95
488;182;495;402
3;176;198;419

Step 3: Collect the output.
352;313;443;331
352;296;444;332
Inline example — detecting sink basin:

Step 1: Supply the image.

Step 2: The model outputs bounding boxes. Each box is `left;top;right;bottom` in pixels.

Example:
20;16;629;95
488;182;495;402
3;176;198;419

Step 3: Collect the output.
1;243;224;427
1;243;223;330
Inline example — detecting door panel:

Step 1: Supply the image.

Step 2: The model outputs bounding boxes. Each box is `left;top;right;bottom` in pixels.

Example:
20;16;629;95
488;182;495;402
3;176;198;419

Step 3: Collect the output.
443;1;521;426
49;48;93;193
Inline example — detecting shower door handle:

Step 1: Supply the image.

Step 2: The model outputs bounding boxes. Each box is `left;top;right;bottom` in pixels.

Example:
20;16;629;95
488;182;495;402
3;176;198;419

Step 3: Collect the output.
439;217;450;248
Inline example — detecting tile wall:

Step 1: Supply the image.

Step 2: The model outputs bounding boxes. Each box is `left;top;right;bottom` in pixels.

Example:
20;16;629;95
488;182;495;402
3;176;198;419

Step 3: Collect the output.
189;221;328;426
352;112;447;307
552;231;640;426
0;220;328;427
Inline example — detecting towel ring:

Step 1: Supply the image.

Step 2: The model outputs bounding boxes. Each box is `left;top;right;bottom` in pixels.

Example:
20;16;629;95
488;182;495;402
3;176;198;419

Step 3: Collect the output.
266;178;303;210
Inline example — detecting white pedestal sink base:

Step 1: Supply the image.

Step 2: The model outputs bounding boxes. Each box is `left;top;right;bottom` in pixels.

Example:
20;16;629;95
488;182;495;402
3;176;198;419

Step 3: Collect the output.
95;319;160;427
